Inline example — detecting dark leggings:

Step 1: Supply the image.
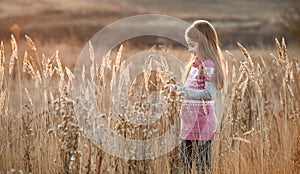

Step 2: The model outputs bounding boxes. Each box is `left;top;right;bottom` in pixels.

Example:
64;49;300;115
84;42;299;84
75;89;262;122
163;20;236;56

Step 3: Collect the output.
179;140;211;174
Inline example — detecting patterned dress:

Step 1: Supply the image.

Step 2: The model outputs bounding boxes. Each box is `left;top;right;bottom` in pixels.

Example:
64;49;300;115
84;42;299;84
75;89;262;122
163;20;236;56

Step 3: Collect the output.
179;58;217;140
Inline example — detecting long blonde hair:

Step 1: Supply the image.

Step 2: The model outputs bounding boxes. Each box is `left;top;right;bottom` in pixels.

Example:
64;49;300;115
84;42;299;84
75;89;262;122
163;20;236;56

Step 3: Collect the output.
182;20;225;89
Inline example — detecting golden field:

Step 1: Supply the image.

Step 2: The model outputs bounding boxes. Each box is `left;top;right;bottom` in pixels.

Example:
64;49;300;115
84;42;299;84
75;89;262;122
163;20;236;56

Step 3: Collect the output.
0;35;299;174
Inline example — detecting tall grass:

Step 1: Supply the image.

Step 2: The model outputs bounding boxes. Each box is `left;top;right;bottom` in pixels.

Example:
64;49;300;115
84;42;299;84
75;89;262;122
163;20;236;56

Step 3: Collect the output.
0;35;299;174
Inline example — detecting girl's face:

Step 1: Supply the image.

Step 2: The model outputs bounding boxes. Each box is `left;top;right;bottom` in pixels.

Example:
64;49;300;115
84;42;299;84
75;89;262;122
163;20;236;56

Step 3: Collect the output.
186;37;199;57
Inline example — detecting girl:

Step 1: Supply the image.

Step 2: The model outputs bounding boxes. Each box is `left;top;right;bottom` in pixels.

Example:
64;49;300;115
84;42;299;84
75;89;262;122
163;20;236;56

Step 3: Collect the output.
172;20;225;174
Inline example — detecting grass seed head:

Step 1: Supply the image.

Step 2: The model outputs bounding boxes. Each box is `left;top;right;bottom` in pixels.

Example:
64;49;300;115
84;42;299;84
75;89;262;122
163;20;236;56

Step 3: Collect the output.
25;35;37;51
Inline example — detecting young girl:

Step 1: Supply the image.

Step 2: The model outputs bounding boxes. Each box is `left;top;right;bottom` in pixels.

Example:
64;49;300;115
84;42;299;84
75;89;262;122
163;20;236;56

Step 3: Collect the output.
172;20;225;174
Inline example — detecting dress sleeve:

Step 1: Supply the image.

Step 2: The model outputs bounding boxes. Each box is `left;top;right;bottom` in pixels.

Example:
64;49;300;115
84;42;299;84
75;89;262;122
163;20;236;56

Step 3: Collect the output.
178;82;216;100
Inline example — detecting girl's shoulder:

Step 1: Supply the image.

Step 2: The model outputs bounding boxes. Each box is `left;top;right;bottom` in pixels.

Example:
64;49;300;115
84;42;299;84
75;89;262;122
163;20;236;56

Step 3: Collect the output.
203;59;215;68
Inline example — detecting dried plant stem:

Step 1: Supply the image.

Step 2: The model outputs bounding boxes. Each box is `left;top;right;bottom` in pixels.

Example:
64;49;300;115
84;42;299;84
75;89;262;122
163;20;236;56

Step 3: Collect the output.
283;78;288;174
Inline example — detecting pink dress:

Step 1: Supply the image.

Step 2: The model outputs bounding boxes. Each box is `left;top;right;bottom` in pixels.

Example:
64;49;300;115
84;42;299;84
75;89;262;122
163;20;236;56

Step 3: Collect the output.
180;59;217;140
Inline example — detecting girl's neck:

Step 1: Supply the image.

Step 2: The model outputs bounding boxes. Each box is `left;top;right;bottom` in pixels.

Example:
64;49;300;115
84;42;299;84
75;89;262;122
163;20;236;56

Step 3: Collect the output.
195;55;206;62
194;52;205;61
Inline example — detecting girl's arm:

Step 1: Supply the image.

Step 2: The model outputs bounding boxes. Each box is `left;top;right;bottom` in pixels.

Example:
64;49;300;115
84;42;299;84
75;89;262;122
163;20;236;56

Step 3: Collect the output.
178;81;216;100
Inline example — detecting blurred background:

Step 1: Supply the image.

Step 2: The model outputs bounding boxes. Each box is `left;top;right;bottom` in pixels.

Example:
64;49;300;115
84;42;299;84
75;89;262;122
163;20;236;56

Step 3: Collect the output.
0;0;299;65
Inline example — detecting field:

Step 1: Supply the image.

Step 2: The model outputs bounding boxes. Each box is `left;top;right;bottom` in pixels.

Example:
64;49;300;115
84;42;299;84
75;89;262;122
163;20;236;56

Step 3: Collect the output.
0;0;300;174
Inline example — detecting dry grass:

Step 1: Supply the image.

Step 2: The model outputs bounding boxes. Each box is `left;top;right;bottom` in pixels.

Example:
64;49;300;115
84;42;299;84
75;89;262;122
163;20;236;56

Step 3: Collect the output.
0;35;299;174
